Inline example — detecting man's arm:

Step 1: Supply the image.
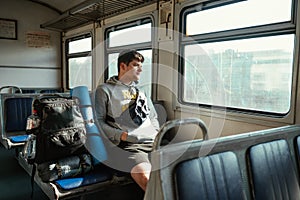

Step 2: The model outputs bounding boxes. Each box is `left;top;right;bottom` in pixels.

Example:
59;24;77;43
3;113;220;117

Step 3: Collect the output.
95;85;124;145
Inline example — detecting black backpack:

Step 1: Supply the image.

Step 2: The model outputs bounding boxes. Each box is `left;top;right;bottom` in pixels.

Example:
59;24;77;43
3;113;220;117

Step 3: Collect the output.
29;94;87;164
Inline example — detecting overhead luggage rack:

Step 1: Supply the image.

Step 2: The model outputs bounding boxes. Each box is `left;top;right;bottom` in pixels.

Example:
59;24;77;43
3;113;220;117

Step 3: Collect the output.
41;0;158;31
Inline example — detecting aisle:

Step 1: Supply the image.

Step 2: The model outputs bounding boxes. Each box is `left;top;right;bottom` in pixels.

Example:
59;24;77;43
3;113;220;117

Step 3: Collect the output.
0;144;48;200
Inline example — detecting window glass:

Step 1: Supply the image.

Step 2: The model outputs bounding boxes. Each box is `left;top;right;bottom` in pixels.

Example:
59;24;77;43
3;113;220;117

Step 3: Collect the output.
109;23;151;47
108;53;118;77
68;56;92;89
183;34;294;114
186;0;292;35
69;37;91;53
67;34;92;90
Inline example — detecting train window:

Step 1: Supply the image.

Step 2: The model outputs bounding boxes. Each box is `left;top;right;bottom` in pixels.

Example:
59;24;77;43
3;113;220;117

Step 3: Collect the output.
109;23;151;47
66;33;92;90
180;0;296;115
186;0;292;36
69;37;91;54
106;18;153;96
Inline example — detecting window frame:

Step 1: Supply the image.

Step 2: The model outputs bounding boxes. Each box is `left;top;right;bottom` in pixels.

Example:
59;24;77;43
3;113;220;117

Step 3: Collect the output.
178;0;297;118
65;33;92;90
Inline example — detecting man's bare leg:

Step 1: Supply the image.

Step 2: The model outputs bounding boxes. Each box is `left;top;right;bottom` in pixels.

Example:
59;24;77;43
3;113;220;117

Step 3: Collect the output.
131;162;151;191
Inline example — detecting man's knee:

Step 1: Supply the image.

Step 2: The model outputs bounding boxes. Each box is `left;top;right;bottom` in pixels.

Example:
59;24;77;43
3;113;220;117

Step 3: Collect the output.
131;162;151;174
131;162;151;191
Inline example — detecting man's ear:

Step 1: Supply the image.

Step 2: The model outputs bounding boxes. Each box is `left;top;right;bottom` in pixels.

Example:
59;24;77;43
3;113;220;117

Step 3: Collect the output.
120;62;127;71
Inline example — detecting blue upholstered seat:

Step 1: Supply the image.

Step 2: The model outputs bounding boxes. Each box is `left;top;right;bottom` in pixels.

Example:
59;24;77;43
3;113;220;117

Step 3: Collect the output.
175;151;245;200
8;135;30;143
5;97;32;132
1;97;33;148
55;165;113;190
249;139;300;200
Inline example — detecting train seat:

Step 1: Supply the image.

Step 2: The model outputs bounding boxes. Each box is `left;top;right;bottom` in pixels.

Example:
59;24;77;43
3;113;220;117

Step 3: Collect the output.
249;139;300;199
153;100;168;127
40;88;63;93
17;85;168;199
8;134;30;143
42;86;167;199
145;124;300;200
174;151;245;200
20;88;63;94
21;89;37;94
0;95;34;149
27;165;124;199
19;86;132;199
54;165;114;190
0;89;69;149
47;166;122;199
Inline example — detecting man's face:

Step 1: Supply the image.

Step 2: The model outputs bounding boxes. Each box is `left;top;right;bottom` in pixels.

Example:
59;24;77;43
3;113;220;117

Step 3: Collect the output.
123;59;143;81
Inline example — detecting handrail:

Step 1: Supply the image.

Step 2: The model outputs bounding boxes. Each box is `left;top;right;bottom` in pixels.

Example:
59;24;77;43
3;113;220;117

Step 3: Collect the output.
0;86;22;94
153;117;208;151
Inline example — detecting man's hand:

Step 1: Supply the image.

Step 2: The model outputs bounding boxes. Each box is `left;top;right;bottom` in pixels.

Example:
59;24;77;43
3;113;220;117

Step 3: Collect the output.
121;131;128;141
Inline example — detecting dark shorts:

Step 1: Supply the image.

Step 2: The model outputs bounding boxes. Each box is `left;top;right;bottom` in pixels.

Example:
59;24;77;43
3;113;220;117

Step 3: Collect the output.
103;141;153;173
119;141;153;168
114;142;153;170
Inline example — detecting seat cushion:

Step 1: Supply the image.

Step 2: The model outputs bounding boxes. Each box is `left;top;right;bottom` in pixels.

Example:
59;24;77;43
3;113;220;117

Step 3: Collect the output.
8;135;29;143
54;165;113;190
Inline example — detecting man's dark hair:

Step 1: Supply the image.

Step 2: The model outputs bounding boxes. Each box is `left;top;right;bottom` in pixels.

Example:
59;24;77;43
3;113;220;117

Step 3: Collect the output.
117;49;144;73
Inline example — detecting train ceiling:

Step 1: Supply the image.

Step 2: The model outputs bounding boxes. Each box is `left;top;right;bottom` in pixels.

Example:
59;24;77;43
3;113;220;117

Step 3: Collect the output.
28;0;158;32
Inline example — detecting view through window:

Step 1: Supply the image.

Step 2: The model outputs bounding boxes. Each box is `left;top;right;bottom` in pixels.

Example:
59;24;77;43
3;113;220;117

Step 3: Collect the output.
181;0;294;114
67;34;92;90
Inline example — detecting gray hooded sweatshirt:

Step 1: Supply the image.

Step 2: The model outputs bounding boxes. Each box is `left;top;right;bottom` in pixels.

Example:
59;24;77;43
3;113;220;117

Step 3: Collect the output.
95;76;159;145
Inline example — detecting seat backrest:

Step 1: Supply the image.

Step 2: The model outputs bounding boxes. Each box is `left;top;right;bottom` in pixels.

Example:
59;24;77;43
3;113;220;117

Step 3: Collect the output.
0;94;37;148
4;97;33;132
40;88;63;93
249;139;300;200
174;151;245;200
21;89;37;94
145;125;300;200
153;101;167;127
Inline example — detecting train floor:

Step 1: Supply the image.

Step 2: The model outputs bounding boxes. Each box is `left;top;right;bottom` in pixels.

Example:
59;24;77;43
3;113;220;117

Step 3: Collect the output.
0;144;144;200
